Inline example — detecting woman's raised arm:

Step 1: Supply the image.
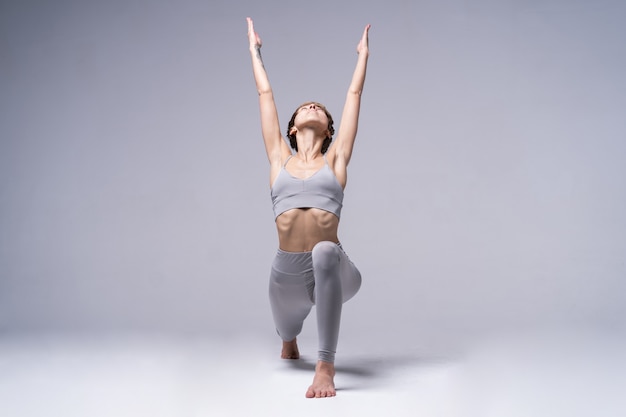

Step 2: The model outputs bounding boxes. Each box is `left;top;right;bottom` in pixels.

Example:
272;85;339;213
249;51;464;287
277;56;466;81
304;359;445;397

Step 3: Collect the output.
328;24;371;168
247;17;290;165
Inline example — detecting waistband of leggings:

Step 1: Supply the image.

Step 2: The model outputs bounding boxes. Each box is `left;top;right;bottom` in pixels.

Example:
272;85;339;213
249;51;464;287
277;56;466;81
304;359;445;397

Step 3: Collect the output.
276;241;342;255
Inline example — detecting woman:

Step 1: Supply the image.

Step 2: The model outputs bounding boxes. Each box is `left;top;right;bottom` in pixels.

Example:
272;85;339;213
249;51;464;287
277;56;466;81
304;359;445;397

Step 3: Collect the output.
247;17;370;398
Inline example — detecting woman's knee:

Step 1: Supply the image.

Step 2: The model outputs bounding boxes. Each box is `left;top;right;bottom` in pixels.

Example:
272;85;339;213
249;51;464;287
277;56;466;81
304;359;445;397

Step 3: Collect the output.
311;241;341;270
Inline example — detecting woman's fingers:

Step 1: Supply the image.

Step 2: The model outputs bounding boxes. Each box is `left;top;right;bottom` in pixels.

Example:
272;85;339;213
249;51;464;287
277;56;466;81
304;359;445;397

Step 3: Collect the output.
247;17;261;47
357;24;370;53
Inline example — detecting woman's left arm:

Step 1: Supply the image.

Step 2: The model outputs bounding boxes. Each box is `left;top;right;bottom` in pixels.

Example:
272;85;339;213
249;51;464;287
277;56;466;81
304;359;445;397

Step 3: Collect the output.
329;24;370;168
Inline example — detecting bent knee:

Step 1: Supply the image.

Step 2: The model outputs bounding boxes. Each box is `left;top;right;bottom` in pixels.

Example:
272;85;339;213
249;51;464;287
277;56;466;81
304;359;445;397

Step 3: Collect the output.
311;241;341;272
312;241;340;260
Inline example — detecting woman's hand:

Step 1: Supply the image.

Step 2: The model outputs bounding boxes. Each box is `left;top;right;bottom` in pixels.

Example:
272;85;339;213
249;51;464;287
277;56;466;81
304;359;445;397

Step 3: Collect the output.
247;17;262;50
356;24;371;55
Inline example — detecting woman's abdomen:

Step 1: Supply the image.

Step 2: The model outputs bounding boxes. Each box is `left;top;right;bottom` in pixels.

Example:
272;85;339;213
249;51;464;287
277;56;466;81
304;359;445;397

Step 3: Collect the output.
275;208;339;252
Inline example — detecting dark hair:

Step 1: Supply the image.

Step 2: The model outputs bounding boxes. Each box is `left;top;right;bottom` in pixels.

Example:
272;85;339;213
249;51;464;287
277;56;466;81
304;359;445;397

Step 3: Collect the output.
286;102;335;154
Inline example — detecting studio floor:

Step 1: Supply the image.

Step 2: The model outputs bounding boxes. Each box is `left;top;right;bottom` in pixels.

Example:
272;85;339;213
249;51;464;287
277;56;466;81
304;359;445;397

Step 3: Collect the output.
1;328;625;417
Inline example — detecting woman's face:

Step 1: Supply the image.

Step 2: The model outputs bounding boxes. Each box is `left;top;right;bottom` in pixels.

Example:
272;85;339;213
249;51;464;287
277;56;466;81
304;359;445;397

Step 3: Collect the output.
293;102;329;130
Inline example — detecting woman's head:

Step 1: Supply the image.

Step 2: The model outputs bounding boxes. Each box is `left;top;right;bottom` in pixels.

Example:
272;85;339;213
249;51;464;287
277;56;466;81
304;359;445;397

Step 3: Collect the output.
286;102;335;154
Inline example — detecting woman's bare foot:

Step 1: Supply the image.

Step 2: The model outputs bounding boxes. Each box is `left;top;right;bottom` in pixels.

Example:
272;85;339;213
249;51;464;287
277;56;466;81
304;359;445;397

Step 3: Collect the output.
305;360;336;398
281;338;300;359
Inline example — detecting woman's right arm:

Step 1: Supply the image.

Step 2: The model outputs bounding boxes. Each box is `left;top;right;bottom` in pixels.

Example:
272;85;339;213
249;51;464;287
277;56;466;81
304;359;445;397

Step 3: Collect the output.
247;17;290;165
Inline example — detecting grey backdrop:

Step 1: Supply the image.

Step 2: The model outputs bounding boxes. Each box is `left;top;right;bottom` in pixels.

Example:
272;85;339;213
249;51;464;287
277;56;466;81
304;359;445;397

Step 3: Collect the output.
1;0;625;350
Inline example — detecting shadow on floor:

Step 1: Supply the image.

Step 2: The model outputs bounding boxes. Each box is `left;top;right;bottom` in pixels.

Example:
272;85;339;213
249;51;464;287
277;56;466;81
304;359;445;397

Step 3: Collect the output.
282;352;452;390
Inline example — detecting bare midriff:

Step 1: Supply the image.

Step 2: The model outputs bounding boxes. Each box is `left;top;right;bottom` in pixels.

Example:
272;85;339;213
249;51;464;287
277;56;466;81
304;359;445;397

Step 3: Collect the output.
276;208;339;252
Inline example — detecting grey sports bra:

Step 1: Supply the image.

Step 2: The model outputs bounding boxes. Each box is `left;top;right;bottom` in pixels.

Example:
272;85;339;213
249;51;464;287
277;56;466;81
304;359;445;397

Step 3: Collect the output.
271;155;344;220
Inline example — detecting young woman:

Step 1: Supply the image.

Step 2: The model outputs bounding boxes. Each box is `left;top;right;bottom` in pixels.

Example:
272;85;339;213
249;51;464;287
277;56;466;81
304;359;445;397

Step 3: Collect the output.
247;17;370;398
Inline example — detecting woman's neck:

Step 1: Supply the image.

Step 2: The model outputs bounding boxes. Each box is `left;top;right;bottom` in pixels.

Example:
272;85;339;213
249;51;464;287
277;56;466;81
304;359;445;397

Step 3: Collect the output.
295;129;324;162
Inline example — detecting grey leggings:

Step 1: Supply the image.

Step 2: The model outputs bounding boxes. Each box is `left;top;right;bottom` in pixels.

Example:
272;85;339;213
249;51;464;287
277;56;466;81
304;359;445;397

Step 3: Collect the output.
269;241;362;363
